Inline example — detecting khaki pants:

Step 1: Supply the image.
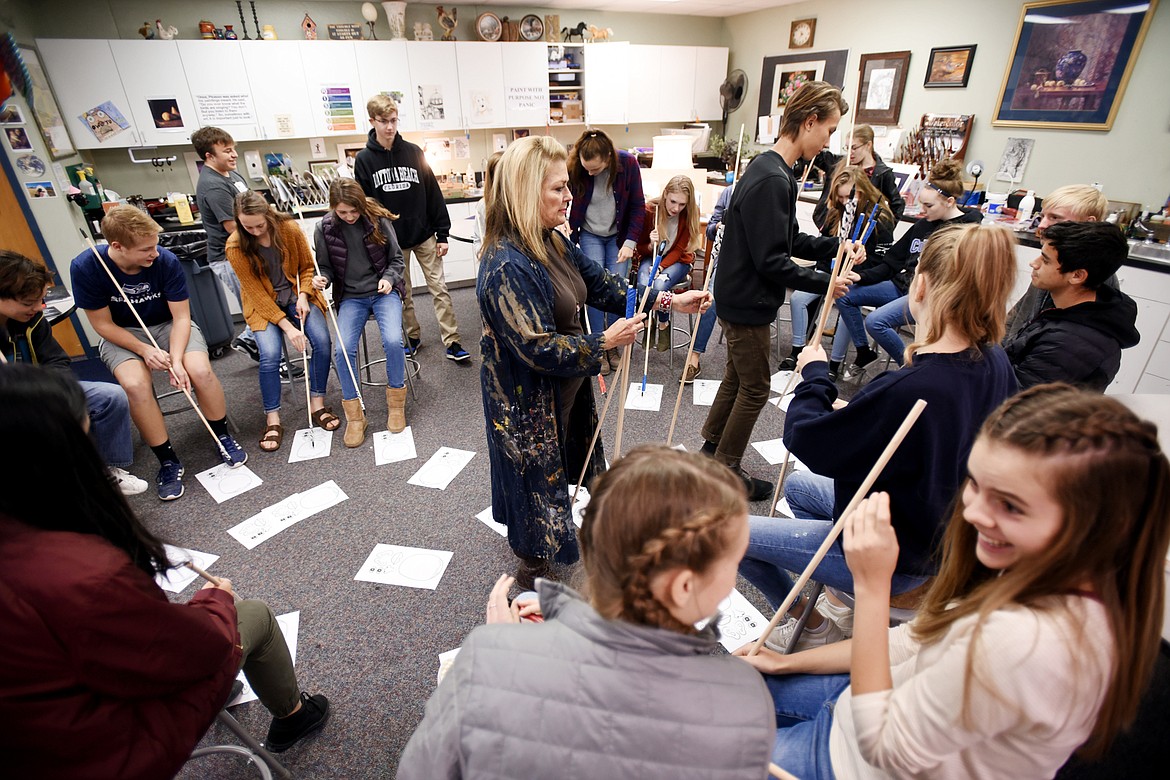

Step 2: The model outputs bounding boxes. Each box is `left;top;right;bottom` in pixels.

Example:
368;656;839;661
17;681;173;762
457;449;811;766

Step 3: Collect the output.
401;236;461;347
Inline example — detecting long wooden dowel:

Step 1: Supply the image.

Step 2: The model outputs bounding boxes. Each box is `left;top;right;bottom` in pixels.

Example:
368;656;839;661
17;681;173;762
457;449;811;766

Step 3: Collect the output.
82;234;230;463
769;763;800;780
571;339;628;507
748;398;928;655
308;251;365;411
295;275;314;437
185;561;241;600
775;240;849;401
612;342;634;455
731;122;746;182
768;450;794;519
665;252;716;446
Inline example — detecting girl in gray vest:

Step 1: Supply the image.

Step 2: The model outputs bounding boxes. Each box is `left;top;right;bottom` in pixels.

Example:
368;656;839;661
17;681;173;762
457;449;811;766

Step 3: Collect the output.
313;180;407;447
398;446;776;779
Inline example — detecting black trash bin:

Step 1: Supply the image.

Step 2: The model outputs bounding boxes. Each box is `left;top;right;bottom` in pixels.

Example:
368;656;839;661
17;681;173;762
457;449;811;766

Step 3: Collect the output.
159;230;236;359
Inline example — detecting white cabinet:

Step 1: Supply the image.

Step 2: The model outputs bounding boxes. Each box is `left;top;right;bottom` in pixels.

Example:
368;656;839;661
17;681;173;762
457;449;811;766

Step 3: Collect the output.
37;39;141;149
501;43;550;129
657;46;699;122
108;41;198;147
354;41;416;133
407;42;463;131
455;42;505;129
177;41;262;142
240;42;315;140
584;42;629;126
627;46;661;125
298;42;365;137
694;46;730;120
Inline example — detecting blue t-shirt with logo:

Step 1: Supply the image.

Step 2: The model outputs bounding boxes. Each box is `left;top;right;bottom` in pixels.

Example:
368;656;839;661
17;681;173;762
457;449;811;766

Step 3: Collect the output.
70;244;188;328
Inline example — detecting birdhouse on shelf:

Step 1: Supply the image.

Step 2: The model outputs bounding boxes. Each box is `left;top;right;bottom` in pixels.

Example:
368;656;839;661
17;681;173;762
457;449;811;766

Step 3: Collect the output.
302;14;318;40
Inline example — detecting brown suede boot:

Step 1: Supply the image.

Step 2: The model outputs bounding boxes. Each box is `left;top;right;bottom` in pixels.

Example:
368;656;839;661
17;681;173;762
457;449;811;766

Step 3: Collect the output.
607;348;621;373
341;398;367;448
386;386;407;433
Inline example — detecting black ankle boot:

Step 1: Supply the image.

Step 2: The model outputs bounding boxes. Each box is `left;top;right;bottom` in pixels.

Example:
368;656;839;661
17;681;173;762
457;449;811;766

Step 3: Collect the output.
779;344;803;371
853;345;879;369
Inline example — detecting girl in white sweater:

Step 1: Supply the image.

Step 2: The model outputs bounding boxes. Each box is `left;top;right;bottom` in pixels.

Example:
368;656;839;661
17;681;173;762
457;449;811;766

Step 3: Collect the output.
738;384;1170;779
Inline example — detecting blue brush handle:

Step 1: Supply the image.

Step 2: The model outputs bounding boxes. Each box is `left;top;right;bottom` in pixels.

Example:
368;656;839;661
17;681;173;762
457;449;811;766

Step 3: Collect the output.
850;210;866;242
860;203;881;245
626;287;637;319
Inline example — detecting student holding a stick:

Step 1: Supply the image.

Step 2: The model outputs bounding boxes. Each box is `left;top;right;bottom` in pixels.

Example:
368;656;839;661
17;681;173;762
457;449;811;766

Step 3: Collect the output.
399;446;775;779
226;192;339;452
477;136;709;589
741;224;1019;652
796;123;906;230
781;166;895;372
0;366;330;778
69;206;246;501
699;81;863;503
633;175;705;352
313;179;408;446
736;384;1170;780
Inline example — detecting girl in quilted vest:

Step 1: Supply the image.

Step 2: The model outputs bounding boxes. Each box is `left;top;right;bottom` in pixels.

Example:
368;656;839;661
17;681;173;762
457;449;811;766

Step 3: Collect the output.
227;191;339;453
398;446;776;779
312;179;407;447
738;384;1170;780
634;175;705;352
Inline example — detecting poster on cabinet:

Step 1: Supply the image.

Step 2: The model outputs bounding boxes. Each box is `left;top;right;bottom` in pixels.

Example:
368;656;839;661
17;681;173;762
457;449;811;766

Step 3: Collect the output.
194;93;256;126
79;101;130;143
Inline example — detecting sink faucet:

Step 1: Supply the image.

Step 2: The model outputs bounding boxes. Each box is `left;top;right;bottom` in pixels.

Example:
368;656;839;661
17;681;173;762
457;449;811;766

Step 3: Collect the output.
1128;214;1156;243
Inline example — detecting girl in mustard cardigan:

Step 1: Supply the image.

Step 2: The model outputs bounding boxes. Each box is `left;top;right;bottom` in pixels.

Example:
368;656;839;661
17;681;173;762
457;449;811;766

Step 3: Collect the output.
227;192;338;452
635;175;704;351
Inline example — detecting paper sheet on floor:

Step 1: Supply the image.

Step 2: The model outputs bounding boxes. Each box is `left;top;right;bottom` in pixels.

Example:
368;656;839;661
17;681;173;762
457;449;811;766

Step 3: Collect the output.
155;544;220;593
474;505;508;537
226;481;348;550
354;544;453;589
770;370;797;394
288;428;333;463
374;427;417;465
691;379;720;406
624;382;663;411
768;393;795;412
477;485;589;535
229;611;300;706
195;463;263;504
408;447;475;489
774;496;796;518
750;438;808;470
437;648;461;684
694;589;769;653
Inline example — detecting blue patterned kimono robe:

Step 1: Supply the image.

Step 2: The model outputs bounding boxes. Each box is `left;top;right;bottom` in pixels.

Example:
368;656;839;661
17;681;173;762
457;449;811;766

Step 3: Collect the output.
478;232;652;563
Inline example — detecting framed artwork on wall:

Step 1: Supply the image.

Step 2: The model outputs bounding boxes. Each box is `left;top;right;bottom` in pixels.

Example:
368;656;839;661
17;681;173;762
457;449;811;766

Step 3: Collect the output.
992;0;1158;131
757;49;849;121
925;45;977;88
16;44;75;160
855;51;911;126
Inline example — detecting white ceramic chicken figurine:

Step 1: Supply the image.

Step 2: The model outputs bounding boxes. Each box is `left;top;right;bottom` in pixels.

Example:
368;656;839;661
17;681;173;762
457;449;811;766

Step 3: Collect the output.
155;19;178;40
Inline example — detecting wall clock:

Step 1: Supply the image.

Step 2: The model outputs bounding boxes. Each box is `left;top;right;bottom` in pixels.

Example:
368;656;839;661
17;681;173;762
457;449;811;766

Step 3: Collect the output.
790;18;816;50
519;14;545;42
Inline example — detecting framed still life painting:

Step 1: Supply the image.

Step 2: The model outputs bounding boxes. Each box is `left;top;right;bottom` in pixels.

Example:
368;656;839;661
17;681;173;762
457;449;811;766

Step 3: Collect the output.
992;0;1158;130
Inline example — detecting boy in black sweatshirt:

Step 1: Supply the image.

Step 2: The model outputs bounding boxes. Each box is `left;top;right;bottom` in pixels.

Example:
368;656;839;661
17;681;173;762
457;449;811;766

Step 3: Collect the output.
700;81;862;502
354;95;468;362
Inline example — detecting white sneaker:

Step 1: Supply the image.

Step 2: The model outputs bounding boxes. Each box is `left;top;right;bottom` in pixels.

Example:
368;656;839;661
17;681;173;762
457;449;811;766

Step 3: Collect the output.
815;592;855;638
110;467;149;496
764;614;845;654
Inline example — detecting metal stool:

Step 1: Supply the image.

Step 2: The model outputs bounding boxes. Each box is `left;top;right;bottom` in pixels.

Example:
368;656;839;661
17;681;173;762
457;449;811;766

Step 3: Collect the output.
153;383;239;434
667;275;693;370
187;684;291;779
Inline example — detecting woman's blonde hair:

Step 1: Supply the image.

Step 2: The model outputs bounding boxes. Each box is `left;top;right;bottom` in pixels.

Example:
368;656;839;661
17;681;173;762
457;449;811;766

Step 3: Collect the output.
850;124;875;151
779;81;849;140
232;191;293;281
327;179;397;246
914;383;1170;759
483;135;568;267
647;176;703;254
905;223;1015;363
579;446;747;633
822;164;893;239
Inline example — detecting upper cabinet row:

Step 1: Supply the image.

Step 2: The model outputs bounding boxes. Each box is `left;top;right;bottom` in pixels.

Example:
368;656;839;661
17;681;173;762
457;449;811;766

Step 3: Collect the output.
35;39;728;151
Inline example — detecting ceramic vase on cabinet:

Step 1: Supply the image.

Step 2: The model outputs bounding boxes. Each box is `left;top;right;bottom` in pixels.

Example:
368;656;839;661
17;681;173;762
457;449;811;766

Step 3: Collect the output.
382;2;407;40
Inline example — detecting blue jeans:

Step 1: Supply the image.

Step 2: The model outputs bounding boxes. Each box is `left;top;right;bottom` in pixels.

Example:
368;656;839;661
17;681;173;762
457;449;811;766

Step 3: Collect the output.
579;231;626;333
789;286;825;348
765;673;848;780
637;261;691;323
81;380;133;468
739;471;927;607
865;294;914;366
254;305;332;413
693;257;718;354
334;292;405;399
830;281;900;362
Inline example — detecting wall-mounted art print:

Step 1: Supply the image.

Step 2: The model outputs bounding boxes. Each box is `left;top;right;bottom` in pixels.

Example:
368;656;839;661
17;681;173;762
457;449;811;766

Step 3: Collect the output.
855;51;911;126
757;49;849;121
993;0;1158;131
925;45;977;88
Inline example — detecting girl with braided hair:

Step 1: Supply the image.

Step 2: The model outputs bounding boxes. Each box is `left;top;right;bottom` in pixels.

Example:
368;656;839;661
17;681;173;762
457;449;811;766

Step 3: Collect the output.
737;383;1170;779
398;446;776;779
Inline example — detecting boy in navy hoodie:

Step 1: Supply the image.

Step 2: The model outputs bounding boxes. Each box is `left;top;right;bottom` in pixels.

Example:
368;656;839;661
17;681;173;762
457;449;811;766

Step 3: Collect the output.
353;96;469;362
